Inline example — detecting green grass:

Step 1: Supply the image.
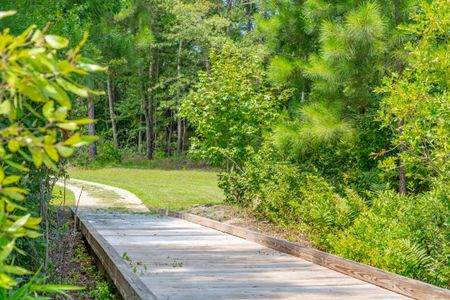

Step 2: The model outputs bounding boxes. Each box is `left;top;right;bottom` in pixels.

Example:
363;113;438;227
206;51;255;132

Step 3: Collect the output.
51;185;76;206
68;168;224;211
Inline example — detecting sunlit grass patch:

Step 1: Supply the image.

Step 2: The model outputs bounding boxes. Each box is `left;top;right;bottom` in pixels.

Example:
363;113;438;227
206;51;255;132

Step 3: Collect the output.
69;168;224;211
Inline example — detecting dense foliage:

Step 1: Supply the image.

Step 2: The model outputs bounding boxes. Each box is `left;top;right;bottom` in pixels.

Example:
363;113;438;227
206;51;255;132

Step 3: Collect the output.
180;44;288;168
0;11;101;297
1;0;448;291
215;0;449;287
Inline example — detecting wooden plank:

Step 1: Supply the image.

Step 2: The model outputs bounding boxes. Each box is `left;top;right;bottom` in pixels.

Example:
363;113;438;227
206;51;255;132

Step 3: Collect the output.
150;285;401;300
156;209;450;300
74;210;158;300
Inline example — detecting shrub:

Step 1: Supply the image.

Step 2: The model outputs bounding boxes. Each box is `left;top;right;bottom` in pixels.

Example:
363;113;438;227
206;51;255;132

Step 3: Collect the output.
95;140;122;165
0;12;102;295
220;146;367;248
330;178;449;287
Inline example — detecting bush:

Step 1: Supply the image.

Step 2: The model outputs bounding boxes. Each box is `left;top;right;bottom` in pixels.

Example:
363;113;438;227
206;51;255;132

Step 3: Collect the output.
330;178;449;287
220;146;367;248
72;139;122;167
96;140;123;165
221;143;449;287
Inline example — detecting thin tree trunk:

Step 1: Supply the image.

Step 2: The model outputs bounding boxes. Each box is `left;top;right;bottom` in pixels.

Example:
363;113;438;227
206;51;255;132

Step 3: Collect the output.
107;75;118;148
146;56;154;160
246;2;254;32
393;0;401;25
398;119;407;195
393;7;406;195
182;119;187;152
154;49;160;155
176;39;183;155
138;111;143;152
144;104;153;159
87;94;96;161
167;110;173;156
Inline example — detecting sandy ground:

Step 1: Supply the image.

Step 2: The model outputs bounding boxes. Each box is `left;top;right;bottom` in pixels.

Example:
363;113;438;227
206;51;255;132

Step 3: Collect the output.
56;178;149;212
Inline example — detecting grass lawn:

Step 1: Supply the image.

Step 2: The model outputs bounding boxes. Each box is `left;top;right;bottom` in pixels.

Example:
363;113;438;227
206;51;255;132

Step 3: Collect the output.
51;184;76;206
68;168;224;211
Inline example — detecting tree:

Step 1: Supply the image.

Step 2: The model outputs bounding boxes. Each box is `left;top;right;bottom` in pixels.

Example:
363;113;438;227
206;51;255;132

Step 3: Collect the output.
377;0;449;192
180;44;287;169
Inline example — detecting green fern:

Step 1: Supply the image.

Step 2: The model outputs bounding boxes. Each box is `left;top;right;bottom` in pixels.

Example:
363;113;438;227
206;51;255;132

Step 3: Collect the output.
399;239;435;273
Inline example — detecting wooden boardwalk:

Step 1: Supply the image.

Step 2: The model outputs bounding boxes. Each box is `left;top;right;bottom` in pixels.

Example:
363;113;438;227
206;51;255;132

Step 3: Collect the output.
78;212;409;300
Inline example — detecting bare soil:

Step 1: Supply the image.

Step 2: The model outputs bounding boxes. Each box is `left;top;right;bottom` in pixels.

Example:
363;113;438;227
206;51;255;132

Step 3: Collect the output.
188;204;312;247
49;209;118;300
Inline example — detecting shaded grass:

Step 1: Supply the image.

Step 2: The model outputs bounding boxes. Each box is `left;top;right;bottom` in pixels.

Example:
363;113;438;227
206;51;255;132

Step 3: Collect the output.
51;185;76;206
68;168;223;211
118;157;217;171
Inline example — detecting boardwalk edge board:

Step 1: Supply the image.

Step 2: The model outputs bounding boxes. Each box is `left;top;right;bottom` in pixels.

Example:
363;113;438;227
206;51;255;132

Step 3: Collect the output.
72;210;159;300
156;208;450;300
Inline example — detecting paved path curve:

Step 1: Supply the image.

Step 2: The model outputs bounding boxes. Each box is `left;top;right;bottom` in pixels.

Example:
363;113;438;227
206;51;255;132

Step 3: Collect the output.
61;178;408;300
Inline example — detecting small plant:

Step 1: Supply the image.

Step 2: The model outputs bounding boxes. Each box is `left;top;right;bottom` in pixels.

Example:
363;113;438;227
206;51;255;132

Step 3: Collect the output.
172;260;184;268
91;280;117;300
122;252;149;274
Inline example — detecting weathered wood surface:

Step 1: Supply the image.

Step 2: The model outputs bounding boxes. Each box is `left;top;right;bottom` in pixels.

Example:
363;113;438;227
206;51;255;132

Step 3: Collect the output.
77;212;417;300
157;209;450;300
75;211;157;300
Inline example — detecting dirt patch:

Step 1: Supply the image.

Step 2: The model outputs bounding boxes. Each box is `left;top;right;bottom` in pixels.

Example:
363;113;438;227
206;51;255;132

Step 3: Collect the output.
58;179;149;213
188;204;312;247
49;210;118;300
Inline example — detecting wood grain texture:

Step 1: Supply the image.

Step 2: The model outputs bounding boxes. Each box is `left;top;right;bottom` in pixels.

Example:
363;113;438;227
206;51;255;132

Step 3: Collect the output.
74;210;158;300
157;209;450;300
75;212;415;299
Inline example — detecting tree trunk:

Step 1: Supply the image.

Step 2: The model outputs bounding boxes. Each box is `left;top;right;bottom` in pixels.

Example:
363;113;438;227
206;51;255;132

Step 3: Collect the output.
144;102;153;159
393;0;401;25
394;9;406;195
146;52;155;159
398;119;407;195
87;94;96;161
246;2;254;32
154;49;160;156
176;39;183;155
182;119;187;152
167;110;173;156
138;111;143;152
107;75;118;148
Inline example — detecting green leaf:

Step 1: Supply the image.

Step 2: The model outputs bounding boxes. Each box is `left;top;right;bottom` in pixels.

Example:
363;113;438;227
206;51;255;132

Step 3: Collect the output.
43;83;71;109
8;215;30;233
4;265;32;275
31;150;43;168
6;160;30;172
7;140;20;153
78;62;107;72
0;240;15;261
63;133;81;146
56;78;89;98
3;176;20;185
73;118;94;125
32;284;84;292
42;155;57;171
20;84;47;102
56;122;78;130
44;145;59;162
0;273;16;289
1;190;24;201
0;100;12;116
0;10;16;20
43;101;55;119
44;35;69;49
55;145;74;157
